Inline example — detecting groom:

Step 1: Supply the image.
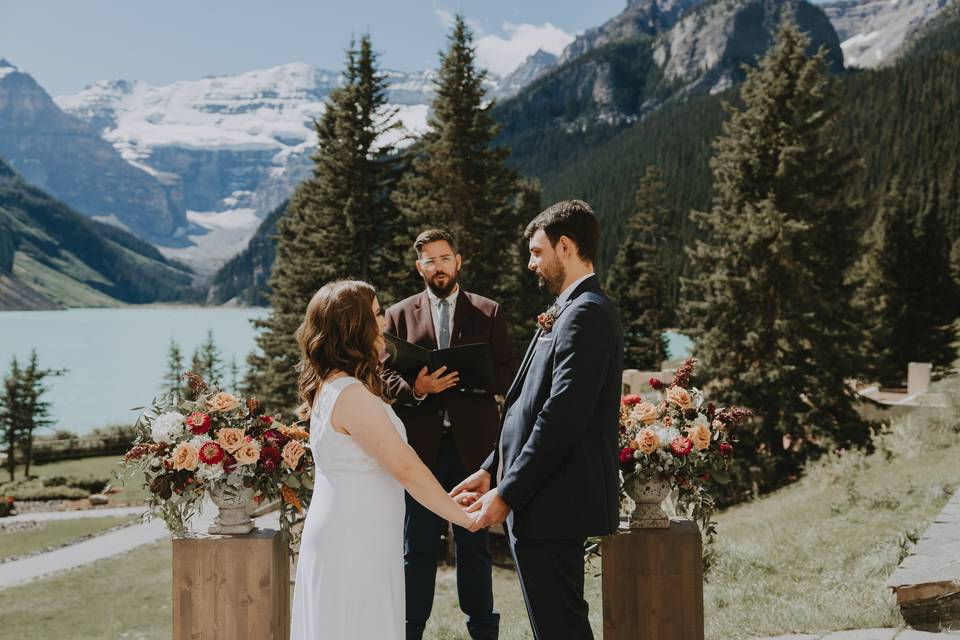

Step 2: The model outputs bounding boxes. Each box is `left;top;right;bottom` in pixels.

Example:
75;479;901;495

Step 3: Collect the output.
452;200;623;639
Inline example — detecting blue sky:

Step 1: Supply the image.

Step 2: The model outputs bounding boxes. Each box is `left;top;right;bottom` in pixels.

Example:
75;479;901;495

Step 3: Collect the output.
1;0;625;95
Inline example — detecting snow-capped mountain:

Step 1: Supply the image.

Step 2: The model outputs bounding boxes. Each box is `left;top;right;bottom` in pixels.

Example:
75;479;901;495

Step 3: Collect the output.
54;63;441;273
56;63;434;218
821;0;951;67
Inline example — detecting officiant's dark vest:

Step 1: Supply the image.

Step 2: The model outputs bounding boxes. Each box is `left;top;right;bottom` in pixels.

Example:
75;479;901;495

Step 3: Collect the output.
382;290;516;471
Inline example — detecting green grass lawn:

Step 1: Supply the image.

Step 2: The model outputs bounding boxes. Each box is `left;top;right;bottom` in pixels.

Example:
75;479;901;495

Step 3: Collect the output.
13;454;150;505
0;515;141;562
0;401;955;639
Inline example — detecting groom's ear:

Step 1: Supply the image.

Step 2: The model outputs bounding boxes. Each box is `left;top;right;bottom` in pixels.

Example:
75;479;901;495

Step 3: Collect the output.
455;254;462;271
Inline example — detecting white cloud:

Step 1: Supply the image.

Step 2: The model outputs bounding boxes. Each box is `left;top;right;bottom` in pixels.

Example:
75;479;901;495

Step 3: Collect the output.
475;22;574;77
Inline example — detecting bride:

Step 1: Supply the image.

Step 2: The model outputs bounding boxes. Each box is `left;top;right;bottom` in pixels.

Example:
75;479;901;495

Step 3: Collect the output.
289;280;480;639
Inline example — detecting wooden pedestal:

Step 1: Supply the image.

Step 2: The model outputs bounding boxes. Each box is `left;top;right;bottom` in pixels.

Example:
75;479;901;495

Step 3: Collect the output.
601;519;704;640
173;529;290;640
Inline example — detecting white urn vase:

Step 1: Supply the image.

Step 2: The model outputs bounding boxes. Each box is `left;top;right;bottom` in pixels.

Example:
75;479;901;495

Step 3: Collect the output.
208;483;255;535
624;475;671;529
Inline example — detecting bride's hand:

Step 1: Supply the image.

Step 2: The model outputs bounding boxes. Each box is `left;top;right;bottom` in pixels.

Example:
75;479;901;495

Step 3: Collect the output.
452;490;480;507
462;510;483;533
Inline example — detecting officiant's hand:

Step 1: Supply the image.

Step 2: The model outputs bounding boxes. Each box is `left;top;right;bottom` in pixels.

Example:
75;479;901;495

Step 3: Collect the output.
413;365;459;395
466;488;510;528
449;469;491;507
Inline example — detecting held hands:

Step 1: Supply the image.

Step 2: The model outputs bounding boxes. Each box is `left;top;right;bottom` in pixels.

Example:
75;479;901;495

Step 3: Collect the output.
450;469;510;529
413;365;459;396
449;469;491;508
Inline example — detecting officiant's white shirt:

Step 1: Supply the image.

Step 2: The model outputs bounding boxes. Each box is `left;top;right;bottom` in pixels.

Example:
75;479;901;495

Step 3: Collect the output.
426;284;460;347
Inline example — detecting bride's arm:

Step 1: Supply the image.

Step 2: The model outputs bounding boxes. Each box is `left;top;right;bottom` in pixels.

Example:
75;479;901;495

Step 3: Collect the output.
332;384;480;531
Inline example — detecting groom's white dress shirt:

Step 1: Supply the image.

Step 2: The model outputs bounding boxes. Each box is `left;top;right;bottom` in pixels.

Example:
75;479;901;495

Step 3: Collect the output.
555;272;596;307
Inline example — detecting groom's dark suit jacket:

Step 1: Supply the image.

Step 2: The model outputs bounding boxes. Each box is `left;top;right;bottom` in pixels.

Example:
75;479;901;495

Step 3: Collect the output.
382;289;516;472
483;275;623;540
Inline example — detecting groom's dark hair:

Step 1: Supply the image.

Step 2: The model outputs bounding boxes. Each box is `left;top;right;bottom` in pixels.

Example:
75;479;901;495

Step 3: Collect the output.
524;199;599;264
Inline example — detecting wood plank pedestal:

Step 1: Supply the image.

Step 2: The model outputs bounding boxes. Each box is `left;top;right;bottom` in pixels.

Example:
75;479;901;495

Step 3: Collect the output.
602;519;704;640
173;529;290;640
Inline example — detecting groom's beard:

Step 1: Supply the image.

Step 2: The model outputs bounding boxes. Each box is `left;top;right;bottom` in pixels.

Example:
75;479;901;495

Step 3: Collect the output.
535;257;565;296
424;270;459;298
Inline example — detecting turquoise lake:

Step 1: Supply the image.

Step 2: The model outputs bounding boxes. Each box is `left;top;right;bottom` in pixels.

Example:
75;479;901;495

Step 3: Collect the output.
0;307;692;435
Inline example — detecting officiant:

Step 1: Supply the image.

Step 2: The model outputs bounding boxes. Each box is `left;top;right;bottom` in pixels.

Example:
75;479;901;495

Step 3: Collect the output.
382;228;516;640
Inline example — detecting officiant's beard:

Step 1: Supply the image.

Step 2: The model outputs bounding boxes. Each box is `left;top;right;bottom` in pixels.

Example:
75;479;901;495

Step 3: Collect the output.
424;270;459;298
535;257;565;296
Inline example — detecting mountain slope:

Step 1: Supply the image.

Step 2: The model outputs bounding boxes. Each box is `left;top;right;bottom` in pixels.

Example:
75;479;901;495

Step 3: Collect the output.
0;59;184;243
0;158;196;310
510;4;960;320
206;200;286;306
820;0;951;68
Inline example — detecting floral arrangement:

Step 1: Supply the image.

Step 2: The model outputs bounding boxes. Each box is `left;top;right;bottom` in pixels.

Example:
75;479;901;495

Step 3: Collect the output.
121;373;312;553
0;495;14;517
618;359;752;550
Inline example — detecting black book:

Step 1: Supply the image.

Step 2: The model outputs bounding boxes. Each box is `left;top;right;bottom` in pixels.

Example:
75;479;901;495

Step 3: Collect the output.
384;333;496;392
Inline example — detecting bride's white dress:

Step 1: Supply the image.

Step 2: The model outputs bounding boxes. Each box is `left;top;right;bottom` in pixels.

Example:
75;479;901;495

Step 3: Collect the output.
290;376;407;639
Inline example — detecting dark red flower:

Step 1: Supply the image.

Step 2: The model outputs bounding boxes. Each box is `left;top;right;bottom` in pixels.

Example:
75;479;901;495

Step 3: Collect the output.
222;454;237;474
671;358;696;388
260;415;274;425
186;412;212;435
260;445;281;473
263;429;283;446
683;408;698;421
670;437;693;457
706;403;716;420
719;442;734;458
198;441;225;465
648;377;665;391
622;394;642;406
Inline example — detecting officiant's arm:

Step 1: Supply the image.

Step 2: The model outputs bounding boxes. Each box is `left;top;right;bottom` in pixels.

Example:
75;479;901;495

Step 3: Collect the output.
491;303;516;396
381;308;418;404
496;302;613;511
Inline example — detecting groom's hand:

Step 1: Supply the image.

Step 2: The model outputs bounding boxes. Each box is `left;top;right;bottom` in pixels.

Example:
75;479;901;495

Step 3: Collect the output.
449;469;491;507
465;488;510;528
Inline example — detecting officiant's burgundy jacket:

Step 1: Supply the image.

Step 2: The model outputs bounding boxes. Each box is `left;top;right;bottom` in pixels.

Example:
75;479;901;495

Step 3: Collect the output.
382;289;517;472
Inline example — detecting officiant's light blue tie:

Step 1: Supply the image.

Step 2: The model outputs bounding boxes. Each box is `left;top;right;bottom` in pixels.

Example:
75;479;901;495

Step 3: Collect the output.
438;299;450;349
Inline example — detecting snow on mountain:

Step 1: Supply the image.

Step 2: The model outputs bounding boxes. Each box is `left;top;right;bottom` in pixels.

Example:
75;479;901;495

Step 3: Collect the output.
56;62;432;192
821;0;951;67
53;63;439;272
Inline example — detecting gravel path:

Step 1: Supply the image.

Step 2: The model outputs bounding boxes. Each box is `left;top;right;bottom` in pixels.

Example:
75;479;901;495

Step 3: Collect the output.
0;499;280;590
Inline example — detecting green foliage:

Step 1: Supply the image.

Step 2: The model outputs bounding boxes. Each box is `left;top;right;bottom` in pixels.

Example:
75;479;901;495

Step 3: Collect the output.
853;181;959;385
682;22;868;483
0;351;64;480
248;35;402;412
606;165;671;368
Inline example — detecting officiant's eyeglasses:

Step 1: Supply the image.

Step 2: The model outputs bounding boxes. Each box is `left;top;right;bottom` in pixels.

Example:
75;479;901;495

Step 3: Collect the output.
419;255;456;271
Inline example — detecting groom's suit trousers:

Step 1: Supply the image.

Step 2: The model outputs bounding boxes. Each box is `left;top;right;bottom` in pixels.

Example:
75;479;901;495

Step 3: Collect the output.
508;532;593;640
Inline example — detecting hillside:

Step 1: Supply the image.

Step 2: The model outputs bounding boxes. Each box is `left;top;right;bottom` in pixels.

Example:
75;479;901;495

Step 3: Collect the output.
206;200;286;306
0;158;196;310
502;3;960;320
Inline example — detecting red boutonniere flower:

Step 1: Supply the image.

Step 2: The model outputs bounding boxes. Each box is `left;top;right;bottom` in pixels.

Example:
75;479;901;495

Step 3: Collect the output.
536;303;561;333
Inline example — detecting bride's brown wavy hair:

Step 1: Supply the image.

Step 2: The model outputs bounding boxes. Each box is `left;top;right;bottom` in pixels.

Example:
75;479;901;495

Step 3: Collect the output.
295;280;387;420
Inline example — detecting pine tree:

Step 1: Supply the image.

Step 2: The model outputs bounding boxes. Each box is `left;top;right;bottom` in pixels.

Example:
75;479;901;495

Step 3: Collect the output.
162;338;186;396
391;14;525;305
0;357;24;481
193;330;225;389
607;165;669;370
855;181;959;384
228;356;241;396
681;21;867;473
18;351;61;478
247;35;401;412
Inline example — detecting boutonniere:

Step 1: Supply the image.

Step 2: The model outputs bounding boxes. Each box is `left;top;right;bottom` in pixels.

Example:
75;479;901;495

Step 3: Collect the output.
536;303;561;334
